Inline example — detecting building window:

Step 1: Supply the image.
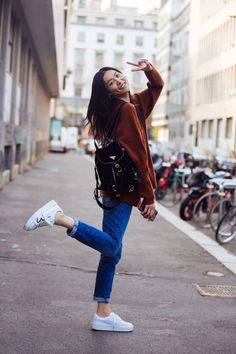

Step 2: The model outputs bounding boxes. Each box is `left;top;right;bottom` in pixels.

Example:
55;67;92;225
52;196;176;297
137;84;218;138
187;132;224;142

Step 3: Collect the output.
136;36;143;47
74;85;83;97
77;32;85;42
153;21;158;30
114;52;123;67
152;54;157;67
133;53;144;66
189;124;193;135
95;51;104;68
77;16;86;24
97;33;105;43
196;66;236;104
154;38;158;48
208;119;214;138
74;49;85;66
225;117;233;138
4;145;12;171
116;35;124;45
78;0;86;8
96;17;106;25
133;71;142;85
0;0;4;58
134;20;143;28
234;65;236;89
15;144;21;164
132;53;143;85
115;18;125;27
201;120;207;138
7;17;16;73
19;38;27;84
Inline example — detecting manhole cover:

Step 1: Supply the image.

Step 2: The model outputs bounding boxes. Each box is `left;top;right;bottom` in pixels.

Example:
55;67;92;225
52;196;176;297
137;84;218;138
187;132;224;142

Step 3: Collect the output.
194;284;236;297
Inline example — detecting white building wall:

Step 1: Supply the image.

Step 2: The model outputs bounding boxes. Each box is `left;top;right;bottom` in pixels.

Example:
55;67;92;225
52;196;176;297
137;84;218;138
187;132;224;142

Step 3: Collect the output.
153;0;172;143
52;0;66;92
167;0;190;150
189;0;236;155
61;0;158;121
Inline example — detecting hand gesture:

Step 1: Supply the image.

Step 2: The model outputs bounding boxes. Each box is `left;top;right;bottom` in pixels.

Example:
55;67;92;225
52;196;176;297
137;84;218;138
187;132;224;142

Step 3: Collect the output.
127;59;152;72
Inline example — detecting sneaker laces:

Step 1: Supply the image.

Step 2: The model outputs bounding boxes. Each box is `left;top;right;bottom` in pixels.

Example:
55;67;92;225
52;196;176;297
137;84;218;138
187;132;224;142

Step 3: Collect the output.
37;213;53;227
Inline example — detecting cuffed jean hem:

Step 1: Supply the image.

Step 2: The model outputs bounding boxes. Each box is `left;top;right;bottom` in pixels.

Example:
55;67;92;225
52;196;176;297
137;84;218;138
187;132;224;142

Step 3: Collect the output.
67;218;79;237
93;296;111;303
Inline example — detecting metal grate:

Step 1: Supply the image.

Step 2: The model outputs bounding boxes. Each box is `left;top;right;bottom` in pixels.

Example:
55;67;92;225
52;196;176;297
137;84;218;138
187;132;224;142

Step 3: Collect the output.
194;284;236;298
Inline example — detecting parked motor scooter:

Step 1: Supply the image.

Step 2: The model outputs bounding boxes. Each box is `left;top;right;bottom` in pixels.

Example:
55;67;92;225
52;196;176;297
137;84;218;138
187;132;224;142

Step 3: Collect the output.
179;170;231;221
154;156;182;201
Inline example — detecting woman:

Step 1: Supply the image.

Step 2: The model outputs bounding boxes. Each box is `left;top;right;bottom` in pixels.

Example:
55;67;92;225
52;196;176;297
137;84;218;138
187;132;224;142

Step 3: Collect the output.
24;59;164;332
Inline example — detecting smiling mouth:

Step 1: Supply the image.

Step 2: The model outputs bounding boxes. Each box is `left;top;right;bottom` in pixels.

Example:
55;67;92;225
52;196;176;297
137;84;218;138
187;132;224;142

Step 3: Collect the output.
119;82;126;89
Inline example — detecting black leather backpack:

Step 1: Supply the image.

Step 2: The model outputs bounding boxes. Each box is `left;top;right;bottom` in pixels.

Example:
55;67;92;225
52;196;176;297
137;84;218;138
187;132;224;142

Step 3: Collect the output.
94;103;140;210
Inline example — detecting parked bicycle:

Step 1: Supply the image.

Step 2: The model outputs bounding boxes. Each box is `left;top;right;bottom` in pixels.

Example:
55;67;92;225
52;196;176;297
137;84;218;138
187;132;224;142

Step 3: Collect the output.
216;205;236;245
209;179;236;230
193;177;234;230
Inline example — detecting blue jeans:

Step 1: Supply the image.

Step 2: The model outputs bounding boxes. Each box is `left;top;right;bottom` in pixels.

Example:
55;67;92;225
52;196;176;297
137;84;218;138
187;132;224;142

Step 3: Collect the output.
67;198;133;303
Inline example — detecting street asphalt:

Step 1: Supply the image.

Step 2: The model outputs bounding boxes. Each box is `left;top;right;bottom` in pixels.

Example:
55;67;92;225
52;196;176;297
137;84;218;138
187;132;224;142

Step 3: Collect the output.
0;151;236;354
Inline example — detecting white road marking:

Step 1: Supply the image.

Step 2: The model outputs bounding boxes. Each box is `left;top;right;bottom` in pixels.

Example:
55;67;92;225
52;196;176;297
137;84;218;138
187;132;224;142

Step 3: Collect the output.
156;202;236;275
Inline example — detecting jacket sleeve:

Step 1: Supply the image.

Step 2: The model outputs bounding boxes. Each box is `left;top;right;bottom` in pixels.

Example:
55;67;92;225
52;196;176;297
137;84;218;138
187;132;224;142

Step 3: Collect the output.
115;103;155;205
134;65;164;119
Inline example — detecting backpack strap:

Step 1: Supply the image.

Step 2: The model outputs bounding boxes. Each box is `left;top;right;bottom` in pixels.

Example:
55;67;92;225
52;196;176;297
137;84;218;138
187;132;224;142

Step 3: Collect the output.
93;166;115;210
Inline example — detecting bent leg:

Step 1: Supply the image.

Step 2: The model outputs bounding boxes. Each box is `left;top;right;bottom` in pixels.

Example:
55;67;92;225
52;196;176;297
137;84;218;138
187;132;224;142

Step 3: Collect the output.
67;219;120;256
67;199;132;257
93;198;132;303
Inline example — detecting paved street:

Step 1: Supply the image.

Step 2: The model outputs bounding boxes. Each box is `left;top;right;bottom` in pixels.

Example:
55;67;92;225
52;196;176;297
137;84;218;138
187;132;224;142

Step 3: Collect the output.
0;151;236;354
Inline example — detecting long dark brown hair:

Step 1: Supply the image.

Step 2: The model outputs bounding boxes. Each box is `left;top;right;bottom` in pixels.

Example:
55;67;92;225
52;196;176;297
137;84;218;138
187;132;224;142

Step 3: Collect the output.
85;66;122;144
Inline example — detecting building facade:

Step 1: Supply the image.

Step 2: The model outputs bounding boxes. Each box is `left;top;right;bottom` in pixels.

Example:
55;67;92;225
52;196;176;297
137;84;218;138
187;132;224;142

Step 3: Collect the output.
154;0;190;149
0;0;69;189
59;0;158;135
167;0;190;149
187;0;236;155
153;0;172;144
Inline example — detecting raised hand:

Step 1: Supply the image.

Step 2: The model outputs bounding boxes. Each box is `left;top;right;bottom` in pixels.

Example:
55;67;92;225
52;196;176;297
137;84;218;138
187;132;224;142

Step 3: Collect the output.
126;59;153;72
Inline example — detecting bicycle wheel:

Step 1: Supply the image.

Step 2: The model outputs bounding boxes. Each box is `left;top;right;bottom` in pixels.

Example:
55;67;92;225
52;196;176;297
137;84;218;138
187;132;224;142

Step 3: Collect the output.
216;206;236;244
179;194;196;221
155;180;182;207
209;198;232;231
192;192;219;228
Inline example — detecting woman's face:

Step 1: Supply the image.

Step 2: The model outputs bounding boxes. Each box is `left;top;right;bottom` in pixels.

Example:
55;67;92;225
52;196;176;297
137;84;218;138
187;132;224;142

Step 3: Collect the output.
103;70;129;97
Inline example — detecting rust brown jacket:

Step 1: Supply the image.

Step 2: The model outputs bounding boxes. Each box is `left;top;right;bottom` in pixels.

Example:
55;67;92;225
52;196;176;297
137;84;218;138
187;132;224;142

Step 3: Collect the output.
112;66;164;207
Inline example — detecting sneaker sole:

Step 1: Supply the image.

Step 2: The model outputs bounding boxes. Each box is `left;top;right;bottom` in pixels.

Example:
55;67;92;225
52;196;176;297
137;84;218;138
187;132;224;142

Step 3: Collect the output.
92;323;133;332
24;200;58;231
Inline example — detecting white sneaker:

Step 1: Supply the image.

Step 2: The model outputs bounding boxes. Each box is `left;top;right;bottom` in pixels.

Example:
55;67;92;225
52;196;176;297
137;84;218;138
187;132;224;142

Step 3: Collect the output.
91;312;134;332
24;200;63;231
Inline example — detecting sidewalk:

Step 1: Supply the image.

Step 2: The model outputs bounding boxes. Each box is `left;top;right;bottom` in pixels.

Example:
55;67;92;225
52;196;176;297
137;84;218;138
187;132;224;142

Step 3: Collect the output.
0;151;235;354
